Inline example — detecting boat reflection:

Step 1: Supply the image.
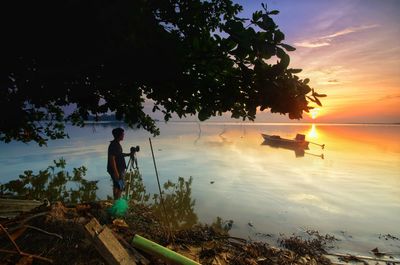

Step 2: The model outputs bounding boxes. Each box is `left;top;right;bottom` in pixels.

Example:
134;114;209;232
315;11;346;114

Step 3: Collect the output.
261;140;324;159
261;140;309;157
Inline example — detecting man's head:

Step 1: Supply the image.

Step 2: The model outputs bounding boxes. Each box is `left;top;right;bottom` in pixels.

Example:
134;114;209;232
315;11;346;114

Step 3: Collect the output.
112;128;124;141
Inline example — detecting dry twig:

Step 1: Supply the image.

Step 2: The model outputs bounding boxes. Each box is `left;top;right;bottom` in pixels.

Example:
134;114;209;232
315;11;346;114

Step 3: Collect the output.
24;225;63;239
0;224;53;264
327;252;400;264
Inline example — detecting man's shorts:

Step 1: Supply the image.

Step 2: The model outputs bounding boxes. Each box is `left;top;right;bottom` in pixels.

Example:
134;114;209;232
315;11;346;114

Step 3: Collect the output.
110;173;125;190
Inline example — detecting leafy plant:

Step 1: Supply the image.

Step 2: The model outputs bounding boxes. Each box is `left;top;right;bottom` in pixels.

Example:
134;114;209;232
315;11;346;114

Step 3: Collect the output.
0;159;98;203
125;169;151;204
152;176;198;230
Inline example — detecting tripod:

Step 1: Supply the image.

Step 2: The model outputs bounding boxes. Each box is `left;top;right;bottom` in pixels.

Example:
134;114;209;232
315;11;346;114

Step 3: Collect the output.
123;151;140;199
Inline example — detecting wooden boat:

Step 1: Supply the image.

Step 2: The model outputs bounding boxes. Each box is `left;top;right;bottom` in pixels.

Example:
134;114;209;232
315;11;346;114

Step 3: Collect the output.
261;133;309;149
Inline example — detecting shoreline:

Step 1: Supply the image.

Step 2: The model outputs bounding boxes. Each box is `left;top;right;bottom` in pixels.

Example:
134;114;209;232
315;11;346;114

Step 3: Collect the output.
1;199;399;264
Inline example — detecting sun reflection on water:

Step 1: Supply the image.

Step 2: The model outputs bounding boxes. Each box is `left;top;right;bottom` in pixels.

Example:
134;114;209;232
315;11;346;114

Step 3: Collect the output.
307;124;318;139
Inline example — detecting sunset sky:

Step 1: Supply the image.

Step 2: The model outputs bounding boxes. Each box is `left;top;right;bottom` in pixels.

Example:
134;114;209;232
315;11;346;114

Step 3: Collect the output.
234;0;400;123
64;1;400;124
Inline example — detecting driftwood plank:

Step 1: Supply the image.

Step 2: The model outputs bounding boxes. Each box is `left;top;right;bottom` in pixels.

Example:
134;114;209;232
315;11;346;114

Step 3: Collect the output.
0;198;42;218
84;218;136;265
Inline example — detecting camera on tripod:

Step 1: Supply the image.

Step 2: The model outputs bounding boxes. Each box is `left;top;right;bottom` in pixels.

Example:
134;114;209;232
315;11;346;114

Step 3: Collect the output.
130;145;140;154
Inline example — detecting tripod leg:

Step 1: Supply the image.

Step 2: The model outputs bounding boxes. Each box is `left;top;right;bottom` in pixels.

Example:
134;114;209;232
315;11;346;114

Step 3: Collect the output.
124;157;132;198
124;153;140;200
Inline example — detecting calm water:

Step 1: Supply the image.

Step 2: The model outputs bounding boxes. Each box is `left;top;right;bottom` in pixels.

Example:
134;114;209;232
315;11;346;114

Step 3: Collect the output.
1;122;399;257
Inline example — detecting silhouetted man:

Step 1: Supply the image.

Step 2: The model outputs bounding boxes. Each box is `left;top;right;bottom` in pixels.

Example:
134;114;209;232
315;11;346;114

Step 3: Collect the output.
107;128;129;199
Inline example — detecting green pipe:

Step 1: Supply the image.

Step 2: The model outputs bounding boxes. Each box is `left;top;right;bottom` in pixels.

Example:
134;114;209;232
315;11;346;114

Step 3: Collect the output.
131;234;200;265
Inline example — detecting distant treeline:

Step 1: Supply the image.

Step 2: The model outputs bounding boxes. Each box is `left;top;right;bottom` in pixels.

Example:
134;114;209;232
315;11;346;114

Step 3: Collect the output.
86;114;117;121
85;114;161;123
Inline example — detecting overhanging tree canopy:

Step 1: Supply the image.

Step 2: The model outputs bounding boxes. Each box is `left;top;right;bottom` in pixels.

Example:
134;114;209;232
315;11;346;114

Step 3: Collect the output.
1;0;325;145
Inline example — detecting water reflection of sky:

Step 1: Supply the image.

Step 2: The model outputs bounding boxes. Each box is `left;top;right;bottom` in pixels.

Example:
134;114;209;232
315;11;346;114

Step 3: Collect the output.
1;122;399;257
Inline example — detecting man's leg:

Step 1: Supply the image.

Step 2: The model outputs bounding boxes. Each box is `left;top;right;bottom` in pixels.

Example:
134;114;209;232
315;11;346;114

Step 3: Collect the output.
111;171;124;200
111;176;121;200
114;186;122;200
113;186;118;200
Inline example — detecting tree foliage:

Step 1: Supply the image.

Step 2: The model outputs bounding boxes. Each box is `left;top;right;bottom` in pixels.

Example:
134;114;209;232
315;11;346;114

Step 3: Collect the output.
0;0;325;145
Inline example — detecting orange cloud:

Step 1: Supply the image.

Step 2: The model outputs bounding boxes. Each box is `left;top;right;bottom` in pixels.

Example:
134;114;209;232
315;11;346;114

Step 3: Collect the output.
294;41;330;48
320;24;379;39
294;24;380;48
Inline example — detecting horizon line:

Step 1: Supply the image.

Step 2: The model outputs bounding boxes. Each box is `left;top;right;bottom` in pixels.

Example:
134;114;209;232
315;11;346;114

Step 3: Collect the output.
81;120;400;126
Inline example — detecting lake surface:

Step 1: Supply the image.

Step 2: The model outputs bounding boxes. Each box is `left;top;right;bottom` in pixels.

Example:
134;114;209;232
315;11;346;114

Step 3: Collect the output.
1;122;399;258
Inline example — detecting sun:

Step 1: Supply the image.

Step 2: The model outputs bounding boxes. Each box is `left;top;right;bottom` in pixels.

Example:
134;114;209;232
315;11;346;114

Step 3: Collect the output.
309;108;320;119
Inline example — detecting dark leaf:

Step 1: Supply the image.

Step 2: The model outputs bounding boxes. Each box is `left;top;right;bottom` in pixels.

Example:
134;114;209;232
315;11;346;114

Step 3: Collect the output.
313;96;322;106
276;48;290;69
261;3;267;10
276;47;286;59
258;15;276;31
252;11;262;22
269;10;279;15
198;109;210;121
306;96;316;103
274;30;285;43
313;92;327;97
288;68;302;74
279;43;296;51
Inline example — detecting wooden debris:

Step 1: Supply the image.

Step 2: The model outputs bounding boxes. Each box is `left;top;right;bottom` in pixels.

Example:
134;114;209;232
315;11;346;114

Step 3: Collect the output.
112;232;150;265
0;224;53;263
24;225;63;239
84;217;137;265
0;198;42;219
3;200;398;265
2;212;48;237
112;218;129;229
326;252;400;264
10;226;27;241
15;256;33;265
